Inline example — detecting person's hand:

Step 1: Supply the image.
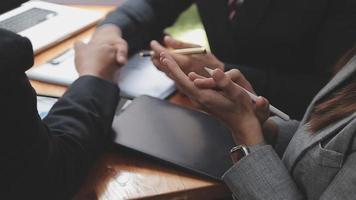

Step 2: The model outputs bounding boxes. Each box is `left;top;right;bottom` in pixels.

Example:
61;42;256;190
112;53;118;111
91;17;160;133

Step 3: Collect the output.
150;36;224;77
74;41;120;83
190;68;256;95
190;68;270;124
159;52;268;146
192;68;276;144
90;24;128;65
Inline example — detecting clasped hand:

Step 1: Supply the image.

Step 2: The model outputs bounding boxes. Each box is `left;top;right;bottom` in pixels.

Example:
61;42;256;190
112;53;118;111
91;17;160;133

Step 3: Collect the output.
73;24;128;83
156;47;269;146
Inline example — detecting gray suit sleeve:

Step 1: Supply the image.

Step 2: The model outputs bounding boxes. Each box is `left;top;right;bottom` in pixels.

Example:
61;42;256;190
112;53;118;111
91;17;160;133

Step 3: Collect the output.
222;145;304;200
101;0;193;54
270;116;300;157
319;152;356;200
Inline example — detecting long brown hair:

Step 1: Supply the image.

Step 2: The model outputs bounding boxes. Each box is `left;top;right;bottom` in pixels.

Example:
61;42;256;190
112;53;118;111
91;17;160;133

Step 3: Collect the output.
308;46;356;133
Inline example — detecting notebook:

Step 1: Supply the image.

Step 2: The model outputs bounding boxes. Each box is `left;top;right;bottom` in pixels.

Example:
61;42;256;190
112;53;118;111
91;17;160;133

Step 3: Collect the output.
27;51;176;99
112;95;235;180
0;1;103;54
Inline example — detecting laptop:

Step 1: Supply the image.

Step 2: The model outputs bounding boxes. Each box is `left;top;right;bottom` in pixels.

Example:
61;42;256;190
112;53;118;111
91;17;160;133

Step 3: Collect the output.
0;1;103;54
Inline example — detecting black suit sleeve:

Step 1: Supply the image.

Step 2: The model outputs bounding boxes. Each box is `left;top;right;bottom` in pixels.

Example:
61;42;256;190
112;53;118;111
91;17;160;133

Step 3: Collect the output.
40;76;120;199
1;65;119;199
100;0;193;54
0;29;120;199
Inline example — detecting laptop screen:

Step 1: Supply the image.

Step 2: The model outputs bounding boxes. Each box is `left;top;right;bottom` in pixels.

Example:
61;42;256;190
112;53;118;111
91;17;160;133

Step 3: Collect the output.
0;0;28;14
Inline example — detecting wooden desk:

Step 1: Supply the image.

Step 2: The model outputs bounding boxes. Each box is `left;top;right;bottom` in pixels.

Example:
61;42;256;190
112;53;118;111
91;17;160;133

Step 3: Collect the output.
32;5;230;200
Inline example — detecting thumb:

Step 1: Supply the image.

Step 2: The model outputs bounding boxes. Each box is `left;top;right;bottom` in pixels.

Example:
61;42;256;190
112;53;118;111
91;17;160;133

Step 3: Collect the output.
150;40;166;53
74;41;86;52
163;36;200;49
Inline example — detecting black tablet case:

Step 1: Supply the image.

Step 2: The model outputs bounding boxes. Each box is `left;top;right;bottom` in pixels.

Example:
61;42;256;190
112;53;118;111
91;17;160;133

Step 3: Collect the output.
112;96;235;180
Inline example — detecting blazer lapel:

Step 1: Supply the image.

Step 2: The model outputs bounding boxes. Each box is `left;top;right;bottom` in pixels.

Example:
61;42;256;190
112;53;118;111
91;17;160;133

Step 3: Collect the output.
283;55;356;171
283;113;356;171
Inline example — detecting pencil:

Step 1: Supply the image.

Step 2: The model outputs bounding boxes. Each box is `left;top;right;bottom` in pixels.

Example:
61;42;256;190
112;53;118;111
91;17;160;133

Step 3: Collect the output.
140;47;207;57
204;67;290;121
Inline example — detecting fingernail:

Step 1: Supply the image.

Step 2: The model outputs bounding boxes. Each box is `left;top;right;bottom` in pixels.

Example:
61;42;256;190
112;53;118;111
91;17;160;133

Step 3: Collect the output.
162;58;167;65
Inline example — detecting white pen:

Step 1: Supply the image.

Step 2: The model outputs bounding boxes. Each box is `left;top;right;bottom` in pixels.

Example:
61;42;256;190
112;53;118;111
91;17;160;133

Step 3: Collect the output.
204;67;290;121
140;47;207;57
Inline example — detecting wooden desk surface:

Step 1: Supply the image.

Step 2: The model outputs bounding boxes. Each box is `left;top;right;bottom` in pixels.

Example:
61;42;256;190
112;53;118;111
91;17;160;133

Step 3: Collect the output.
32;5;230;200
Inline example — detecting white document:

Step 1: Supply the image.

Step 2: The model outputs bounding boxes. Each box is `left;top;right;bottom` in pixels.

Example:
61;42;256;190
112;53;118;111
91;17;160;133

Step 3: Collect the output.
27;50;176;99
37;96;58;119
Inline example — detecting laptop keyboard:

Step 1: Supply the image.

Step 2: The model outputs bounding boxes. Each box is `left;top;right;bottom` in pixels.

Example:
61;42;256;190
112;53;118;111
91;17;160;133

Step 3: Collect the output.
0;8;57;33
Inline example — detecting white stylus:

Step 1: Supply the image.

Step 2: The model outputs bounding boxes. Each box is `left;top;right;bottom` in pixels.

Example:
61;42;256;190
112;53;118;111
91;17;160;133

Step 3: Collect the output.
140;47;207;57
204;67;290;121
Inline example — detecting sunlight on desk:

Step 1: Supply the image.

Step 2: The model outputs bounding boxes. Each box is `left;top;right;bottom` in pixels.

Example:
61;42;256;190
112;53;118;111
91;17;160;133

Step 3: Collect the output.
75;149;229;200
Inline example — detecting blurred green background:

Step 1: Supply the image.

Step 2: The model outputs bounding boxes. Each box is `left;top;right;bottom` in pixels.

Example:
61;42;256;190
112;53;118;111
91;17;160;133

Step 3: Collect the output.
165;4;210;50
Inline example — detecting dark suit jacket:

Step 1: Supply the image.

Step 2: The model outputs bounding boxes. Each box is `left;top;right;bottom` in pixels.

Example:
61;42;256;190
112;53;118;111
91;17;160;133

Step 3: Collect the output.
0;0;27;14
0;29;120;199
102;0;356;119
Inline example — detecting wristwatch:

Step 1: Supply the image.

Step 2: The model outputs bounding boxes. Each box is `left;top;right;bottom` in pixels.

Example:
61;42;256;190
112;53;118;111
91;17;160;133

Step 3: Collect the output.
230;145;250;163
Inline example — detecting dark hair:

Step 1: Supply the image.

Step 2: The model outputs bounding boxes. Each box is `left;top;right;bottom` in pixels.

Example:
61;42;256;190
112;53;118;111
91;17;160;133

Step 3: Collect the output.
308;46;356;132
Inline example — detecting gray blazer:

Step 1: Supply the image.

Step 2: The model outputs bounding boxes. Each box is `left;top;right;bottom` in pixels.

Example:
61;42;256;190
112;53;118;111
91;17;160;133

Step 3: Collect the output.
222;55;356;200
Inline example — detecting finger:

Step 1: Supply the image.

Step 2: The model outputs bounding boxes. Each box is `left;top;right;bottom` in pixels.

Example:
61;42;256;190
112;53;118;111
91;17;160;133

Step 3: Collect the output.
116;43;128;64
163;36;200;49
159;37;198;75
150;40;168;65
152;58;167;73
212;69;249;102
254;96;270;121
160;52;184;80
188;72;217;89
103;44;118;63
255;97;269;111
150;40;167;56
225;69;255;94
194;78;217;89
188;72;205;81
160;52;195;92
